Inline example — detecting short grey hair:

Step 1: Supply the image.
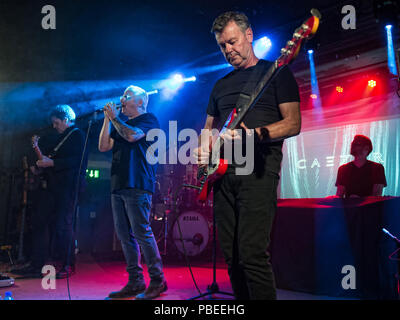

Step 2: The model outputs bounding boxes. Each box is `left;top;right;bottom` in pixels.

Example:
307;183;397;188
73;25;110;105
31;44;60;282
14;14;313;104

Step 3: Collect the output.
125;85;149;111
211;11;251;34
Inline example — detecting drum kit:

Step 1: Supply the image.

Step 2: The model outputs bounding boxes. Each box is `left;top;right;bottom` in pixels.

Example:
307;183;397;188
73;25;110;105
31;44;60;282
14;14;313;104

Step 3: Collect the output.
151;163;214;260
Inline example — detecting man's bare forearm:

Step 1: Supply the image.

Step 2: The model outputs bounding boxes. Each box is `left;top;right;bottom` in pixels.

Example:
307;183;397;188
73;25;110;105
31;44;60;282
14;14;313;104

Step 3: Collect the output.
110;116;144;142
99;119;112;152
257;118;301;143
256;101;301;143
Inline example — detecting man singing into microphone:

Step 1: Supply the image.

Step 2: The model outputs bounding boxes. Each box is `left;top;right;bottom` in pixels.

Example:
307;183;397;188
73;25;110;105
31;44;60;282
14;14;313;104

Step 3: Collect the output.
98;85;166;300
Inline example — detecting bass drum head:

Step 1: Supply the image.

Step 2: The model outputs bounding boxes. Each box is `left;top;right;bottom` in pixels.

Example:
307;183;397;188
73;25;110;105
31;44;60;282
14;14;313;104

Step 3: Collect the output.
171;210;211;258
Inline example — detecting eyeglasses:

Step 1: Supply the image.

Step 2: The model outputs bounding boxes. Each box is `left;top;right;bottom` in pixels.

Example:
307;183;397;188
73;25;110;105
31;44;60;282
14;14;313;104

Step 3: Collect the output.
120;94;132;101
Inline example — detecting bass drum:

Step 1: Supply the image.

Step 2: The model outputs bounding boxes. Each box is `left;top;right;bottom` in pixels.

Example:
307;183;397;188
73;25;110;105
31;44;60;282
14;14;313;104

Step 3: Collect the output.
171;210;212;258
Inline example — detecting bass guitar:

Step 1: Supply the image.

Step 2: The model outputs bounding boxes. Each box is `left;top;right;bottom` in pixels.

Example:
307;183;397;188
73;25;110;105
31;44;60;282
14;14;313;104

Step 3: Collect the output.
31;135;52;189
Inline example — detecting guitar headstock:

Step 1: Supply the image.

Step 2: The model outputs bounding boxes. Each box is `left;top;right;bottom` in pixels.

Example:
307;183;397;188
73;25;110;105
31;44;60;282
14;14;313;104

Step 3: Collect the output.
31;135;40;148
277;9;321;67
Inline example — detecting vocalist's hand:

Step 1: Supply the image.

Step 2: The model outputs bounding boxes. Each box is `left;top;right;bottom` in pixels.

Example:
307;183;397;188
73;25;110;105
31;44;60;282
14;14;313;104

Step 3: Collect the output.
103;102;119;121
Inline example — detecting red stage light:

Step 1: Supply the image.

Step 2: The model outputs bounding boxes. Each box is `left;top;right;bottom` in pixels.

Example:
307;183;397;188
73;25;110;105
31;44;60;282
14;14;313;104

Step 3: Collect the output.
336;86;344;93
368;80;376;88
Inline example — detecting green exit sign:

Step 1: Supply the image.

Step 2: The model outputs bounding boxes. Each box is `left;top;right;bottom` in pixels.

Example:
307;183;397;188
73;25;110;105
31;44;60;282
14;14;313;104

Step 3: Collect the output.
86;169;100;179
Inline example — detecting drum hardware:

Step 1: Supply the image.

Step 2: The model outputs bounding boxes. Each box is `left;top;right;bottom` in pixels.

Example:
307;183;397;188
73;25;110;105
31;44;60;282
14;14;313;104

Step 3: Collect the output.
170;183;205;296
152;207;171;256
152;173;175;256
152;164;213;258
171;210;211;257
189;199;234;300
166;183;234;299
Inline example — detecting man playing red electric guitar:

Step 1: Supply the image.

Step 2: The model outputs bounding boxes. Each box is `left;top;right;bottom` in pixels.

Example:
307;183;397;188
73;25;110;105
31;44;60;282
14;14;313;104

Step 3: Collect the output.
194;11;301;300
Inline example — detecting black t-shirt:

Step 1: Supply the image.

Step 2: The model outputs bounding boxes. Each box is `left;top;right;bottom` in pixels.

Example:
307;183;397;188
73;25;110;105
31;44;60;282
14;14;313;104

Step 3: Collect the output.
206;59;300;176
29;127;86;192
335;160;387;197
110;113;159;193
50;126;87;191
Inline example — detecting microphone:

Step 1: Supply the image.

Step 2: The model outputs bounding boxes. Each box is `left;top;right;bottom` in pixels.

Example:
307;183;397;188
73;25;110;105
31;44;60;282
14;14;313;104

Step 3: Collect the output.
94;103;122;114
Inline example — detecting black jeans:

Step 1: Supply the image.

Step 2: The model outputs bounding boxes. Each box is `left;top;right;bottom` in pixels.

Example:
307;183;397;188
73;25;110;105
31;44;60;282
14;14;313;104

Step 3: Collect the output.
213;172;278;300
31;184;76;269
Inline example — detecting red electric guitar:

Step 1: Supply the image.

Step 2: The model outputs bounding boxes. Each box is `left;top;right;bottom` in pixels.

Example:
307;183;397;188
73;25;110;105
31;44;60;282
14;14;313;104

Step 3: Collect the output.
197;9;321;201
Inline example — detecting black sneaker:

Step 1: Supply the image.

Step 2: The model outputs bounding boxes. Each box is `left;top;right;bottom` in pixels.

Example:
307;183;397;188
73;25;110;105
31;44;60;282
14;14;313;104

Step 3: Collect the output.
135;280;167;300
108;282;146;299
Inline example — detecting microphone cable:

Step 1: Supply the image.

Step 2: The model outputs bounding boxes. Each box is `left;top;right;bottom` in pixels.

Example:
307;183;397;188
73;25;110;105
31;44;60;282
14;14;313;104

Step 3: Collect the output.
172;183;204;297
65;117;93;300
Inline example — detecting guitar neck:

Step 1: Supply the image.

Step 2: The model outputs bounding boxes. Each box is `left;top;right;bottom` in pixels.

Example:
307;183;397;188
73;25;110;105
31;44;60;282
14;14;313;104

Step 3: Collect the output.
33;146;43;161
226;60;280;130
211;60;281;157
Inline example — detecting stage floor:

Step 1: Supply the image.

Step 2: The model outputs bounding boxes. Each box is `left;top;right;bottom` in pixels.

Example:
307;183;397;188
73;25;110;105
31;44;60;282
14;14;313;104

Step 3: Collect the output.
1;254;355;300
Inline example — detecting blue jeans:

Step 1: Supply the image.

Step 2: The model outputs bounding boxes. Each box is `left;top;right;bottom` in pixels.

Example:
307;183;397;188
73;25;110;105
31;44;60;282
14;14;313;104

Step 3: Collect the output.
111;188;164;284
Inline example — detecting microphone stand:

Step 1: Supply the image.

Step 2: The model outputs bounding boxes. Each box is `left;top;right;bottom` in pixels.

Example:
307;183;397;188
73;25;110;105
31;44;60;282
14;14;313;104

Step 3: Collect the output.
189;206;234;300
382;228;400;300
184;184;233;300
65;112;94;300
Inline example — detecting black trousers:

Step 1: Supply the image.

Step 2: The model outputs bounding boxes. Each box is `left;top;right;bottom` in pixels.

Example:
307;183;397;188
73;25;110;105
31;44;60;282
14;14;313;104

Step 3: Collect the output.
213;172;278;300
30;184;76;269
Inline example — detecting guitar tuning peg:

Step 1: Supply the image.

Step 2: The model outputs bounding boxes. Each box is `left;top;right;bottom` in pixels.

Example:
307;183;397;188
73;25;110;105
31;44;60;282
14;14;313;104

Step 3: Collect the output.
287;40;294;47
281;48;287;54
301;24;309;31
293;32;302;39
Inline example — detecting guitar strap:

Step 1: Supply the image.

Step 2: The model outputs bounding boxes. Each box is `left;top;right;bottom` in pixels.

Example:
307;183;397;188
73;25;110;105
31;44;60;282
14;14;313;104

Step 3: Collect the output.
52;127;79;156
233;61;284;121
36;128;79;189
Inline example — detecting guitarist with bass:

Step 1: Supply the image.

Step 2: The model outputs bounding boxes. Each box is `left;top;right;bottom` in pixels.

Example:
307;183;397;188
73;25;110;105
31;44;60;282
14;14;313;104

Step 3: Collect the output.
14;104;87;279
193;11;310;300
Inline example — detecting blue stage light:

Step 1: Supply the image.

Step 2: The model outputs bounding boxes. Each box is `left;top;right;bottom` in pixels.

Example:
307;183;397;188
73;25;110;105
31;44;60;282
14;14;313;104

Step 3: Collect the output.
164;73;185;91
254;36;272;58
307;49;321;108
190;63;231;75
385;24;397;75
147;89;158;95
157;73;197;100
184;76;196;82
172;73;184;83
